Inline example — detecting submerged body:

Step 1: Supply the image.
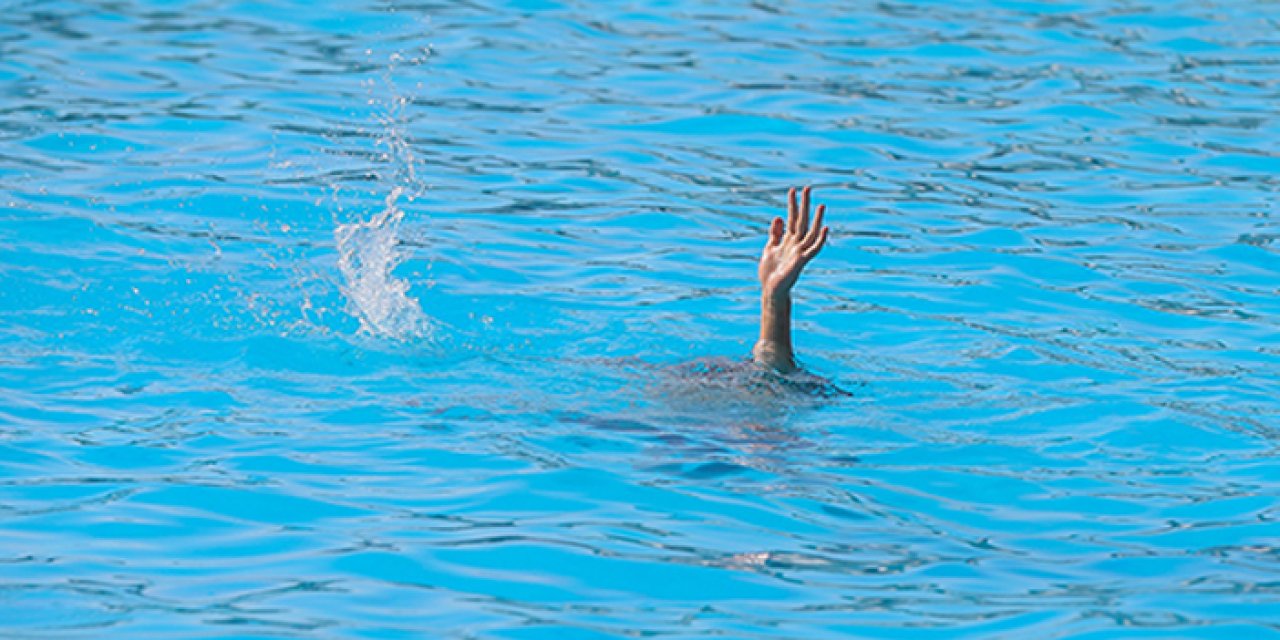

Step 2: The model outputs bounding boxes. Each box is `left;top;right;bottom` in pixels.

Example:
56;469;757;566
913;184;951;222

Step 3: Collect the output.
673;357;851;400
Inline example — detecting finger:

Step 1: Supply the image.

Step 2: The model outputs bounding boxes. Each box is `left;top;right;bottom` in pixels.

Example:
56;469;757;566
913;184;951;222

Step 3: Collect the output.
787;187;798;235
801;227;829;260
767;216;784;248
797;185;812;238
801;204;825;250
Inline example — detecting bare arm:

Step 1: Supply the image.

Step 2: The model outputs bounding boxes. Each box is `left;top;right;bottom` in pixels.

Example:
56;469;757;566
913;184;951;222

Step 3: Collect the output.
752;186;830;373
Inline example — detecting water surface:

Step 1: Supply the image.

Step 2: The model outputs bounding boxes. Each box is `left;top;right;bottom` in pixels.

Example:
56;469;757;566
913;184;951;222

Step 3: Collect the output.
2;0;1279;637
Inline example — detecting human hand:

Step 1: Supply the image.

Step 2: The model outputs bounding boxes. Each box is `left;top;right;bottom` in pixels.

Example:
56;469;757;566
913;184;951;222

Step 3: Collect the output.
759;186;829;301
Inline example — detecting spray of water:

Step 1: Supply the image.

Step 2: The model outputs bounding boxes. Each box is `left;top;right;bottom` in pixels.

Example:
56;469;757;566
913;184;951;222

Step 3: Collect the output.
334;186;434;340
332;45;437;341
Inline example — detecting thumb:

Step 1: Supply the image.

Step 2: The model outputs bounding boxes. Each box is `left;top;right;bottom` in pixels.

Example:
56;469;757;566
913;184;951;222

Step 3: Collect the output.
766;216;784;247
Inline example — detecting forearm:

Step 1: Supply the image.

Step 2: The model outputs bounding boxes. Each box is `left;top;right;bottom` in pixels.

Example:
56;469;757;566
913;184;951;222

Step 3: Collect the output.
753;291;797;373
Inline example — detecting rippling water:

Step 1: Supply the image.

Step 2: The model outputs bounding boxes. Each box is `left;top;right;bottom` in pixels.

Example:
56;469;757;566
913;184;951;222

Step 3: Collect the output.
2;0;1278;637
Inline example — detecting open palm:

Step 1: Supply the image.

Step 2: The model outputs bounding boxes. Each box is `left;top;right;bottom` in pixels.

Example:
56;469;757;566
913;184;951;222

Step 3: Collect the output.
759;186;829;298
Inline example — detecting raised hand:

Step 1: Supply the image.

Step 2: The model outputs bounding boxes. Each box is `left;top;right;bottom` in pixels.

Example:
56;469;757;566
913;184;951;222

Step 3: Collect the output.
759;186;829;301
752;186;830;374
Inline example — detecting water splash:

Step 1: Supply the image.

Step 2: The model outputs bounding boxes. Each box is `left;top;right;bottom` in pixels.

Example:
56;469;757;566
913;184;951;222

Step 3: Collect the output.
334;187;434;340
331;44;437;342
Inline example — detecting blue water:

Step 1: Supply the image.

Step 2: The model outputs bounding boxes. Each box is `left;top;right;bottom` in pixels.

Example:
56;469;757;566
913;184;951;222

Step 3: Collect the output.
2;0;1279;637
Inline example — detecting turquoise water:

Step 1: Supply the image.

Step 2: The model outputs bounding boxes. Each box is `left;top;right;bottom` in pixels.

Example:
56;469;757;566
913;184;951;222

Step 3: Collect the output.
2;0;1279;637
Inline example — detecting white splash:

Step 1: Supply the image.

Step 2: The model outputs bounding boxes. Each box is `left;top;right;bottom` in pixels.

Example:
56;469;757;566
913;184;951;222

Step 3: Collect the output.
335;187;433;340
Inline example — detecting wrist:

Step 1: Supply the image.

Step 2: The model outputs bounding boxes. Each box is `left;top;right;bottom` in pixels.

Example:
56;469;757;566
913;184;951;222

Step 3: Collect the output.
752;339;797;374
761;288;792;307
